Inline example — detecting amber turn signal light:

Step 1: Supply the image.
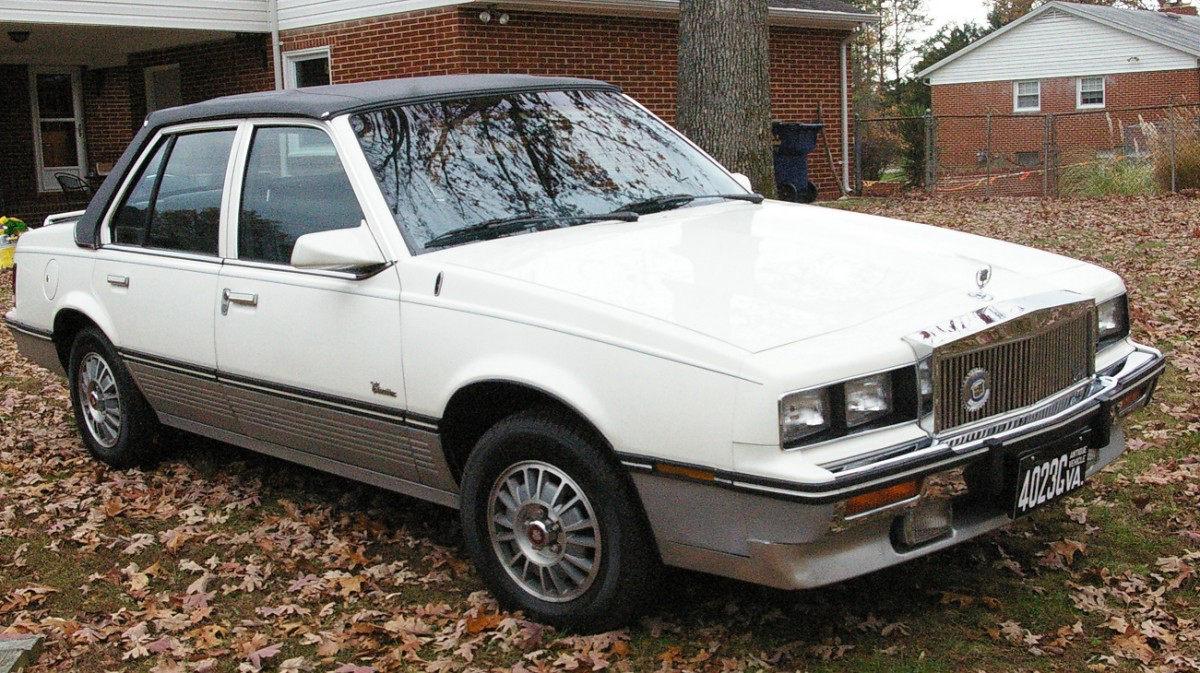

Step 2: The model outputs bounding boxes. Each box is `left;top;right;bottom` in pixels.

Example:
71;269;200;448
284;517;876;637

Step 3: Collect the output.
843;479;920;517
654;462;716;482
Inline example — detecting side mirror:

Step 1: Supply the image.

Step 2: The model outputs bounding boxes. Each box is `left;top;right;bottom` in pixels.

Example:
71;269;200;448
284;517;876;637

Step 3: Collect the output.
731;172;753;192
291;222;386;273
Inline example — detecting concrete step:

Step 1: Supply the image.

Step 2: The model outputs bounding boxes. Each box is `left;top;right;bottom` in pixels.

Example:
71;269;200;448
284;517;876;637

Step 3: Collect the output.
0;636;42;673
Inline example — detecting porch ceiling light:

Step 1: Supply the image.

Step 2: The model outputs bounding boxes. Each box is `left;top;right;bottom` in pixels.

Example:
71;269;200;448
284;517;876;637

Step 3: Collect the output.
8;31;30;44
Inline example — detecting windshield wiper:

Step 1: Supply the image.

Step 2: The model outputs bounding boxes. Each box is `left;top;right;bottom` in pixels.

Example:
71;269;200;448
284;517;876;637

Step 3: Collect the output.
615;192;764;215
425;211;640;250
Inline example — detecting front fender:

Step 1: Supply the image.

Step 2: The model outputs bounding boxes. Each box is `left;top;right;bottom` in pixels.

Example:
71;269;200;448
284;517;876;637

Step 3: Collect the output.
402;300;742;470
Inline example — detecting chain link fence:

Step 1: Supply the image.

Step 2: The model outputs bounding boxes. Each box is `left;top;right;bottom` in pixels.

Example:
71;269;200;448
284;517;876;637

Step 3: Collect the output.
855;102;1200;198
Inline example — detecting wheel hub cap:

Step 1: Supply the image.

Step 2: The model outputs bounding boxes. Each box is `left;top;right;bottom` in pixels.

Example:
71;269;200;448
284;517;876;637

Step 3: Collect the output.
487;460;601;603
78;352;122;448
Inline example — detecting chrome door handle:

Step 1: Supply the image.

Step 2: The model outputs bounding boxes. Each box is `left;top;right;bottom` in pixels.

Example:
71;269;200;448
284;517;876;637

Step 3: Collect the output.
221;288;258;315
106;275;129;288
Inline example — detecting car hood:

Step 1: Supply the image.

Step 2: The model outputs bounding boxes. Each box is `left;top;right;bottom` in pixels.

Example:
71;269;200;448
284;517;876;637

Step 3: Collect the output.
428;201;1088;353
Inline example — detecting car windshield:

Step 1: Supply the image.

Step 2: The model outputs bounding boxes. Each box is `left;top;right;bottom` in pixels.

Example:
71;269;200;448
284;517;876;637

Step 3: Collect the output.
351;89;744;251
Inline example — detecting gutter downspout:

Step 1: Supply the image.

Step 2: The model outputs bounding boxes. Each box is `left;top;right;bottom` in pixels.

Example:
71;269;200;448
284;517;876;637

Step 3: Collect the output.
840;31;852;195
270;0;283;90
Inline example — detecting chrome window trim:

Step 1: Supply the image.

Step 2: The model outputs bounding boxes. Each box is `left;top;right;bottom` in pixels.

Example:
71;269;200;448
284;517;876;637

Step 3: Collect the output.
98;119;245;252
229;118;386;266
220;256;393;282
99;243;225;265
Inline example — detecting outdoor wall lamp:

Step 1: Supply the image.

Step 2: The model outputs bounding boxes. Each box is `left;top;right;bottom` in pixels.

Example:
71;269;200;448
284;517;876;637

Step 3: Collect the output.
478;5;510;25
7;31;30;44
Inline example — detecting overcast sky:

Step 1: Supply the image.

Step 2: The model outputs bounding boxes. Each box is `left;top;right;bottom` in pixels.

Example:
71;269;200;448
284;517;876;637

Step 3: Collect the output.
921;0;991;38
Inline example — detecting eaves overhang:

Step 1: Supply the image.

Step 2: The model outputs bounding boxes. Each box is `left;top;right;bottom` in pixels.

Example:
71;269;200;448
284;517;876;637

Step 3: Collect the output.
493;0;878;28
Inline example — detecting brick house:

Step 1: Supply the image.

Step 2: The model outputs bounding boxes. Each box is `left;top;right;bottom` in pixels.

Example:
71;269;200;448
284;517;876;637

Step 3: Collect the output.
0;0;875;225
916;0;1199;194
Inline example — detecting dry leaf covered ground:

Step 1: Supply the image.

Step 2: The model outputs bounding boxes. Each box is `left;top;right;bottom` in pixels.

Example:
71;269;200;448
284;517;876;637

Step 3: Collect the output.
1;196;1198;673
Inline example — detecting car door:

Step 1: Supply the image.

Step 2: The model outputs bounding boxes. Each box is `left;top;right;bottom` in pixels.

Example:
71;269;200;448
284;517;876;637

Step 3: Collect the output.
93;124;243;431
214;123;444;489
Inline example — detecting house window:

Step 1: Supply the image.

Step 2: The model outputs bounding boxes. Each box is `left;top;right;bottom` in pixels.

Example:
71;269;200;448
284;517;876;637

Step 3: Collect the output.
1014;80;1040;112
145;64;182;114
1077;76;1105;108
30;66;87;192
284;48;331;89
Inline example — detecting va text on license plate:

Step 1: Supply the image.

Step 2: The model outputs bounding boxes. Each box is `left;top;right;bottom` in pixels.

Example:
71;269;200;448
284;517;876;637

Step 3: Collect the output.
1013;445;1088;518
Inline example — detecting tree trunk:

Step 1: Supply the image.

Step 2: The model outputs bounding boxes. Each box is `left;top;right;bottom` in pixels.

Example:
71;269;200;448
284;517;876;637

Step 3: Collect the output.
677;0;775;198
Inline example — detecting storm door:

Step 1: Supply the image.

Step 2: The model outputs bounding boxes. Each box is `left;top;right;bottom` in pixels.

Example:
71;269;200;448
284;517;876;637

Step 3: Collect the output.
30;67;87;192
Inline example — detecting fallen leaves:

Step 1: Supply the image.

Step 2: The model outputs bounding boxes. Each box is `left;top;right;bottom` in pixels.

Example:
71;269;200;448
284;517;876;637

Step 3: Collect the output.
1;196;1198;671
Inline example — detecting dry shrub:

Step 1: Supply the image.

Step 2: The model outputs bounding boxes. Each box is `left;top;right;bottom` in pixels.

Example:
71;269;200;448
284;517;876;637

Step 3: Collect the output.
1145;109;1200;192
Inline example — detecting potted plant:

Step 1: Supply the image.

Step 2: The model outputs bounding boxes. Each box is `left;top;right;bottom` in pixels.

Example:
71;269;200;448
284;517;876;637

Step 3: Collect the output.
1;216;27;269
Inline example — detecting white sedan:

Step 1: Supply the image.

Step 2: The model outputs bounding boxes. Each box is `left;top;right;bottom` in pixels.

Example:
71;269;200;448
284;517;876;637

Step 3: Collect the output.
4;74;1164;631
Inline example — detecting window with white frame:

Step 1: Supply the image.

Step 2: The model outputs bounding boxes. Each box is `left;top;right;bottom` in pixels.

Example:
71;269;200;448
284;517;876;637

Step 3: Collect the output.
283;47;331;89
1014;80;1040;112
1077;76;1105;108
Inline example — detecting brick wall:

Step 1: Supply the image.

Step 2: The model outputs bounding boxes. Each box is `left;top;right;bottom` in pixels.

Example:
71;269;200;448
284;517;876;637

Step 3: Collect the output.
932;69;1199;117
281;8;852;197
281;8;466;81
128;35;276;125
931;68;1200;195
83;67;134;171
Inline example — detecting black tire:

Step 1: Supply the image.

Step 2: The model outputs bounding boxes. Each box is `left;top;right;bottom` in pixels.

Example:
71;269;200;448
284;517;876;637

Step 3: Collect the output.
67;327;159;468
460;409;658;631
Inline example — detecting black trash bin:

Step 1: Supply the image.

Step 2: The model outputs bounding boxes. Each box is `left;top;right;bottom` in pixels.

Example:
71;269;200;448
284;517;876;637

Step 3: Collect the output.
772;122;823;203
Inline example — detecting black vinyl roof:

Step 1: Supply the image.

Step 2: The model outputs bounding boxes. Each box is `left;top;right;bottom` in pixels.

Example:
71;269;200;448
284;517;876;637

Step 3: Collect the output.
146;74;620;127
75;74;619;248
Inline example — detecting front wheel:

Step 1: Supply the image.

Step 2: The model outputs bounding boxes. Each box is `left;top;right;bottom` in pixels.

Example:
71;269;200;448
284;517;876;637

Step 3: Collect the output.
67;327;159;468
460;410;658;631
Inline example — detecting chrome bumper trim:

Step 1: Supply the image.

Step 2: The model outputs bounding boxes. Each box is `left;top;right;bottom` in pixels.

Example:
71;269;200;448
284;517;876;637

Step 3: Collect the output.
621;345;1164;505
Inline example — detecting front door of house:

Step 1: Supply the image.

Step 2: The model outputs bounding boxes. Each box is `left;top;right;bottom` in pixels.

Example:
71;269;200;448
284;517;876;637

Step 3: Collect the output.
30;66;87;192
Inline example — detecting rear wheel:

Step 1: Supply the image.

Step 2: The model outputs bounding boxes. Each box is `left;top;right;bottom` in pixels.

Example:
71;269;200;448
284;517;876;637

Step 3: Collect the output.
68;327;159;468
460;409;658;631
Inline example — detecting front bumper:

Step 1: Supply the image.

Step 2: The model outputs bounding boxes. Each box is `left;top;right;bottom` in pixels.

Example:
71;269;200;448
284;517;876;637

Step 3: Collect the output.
634;344;1164;590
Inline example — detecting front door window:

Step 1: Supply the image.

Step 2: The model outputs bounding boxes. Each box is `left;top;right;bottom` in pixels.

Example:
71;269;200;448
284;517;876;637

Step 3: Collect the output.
31;67;86;192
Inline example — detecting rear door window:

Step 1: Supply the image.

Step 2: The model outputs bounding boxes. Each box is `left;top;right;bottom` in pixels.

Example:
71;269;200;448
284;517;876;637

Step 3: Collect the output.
237;126;364;265
110;129;236;255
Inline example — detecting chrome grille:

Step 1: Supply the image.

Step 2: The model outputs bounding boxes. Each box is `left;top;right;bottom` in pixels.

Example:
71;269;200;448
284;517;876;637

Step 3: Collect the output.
930;299;1095;433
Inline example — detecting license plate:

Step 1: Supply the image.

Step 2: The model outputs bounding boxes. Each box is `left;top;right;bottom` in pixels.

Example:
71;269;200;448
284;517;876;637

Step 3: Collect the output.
1012;443;1089;518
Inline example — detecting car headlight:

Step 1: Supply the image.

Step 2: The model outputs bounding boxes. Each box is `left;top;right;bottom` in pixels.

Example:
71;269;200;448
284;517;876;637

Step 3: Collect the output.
1097;294;1129;350
780;388;831;444
779;367;920;449
845;373;893;428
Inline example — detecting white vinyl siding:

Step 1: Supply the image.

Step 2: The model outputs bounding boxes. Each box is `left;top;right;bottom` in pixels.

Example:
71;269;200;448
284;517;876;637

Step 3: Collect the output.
276;0;469;30
1077;76;1105;108
0;0;269;32
1014;81;1040;112
927;9;1196;86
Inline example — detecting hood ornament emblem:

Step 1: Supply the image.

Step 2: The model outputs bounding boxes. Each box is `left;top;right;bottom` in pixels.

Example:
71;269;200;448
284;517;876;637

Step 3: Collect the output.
969;264;993;300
